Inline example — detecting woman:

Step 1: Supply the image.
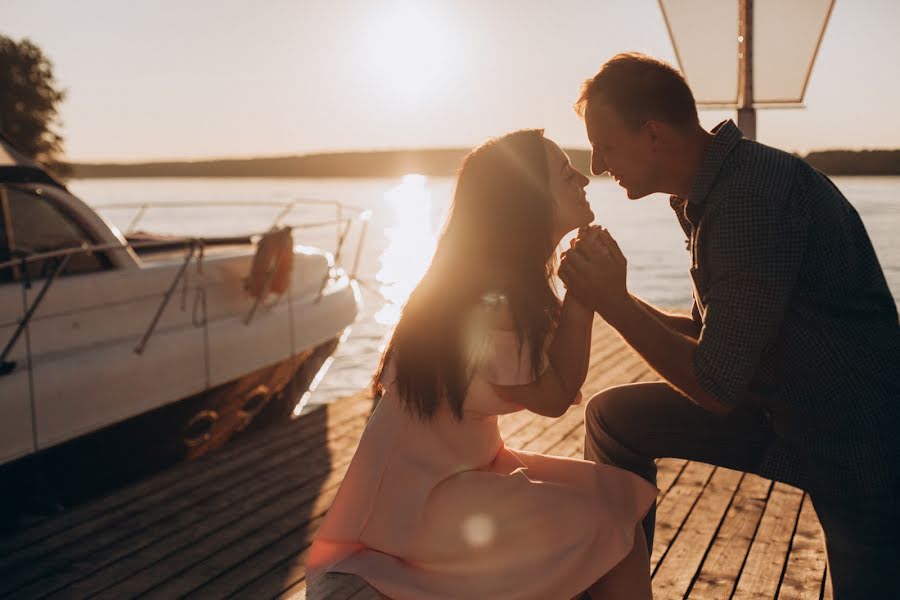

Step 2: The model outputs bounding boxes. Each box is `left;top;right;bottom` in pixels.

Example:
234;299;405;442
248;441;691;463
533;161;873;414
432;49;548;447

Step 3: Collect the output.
307;130;657;599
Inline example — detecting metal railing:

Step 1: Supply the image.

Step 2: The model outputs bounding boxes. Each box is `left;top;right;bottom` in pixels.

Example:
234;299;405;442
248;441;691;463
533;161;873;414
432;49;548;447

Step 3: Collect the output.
0;197;371;277
0;194;372;372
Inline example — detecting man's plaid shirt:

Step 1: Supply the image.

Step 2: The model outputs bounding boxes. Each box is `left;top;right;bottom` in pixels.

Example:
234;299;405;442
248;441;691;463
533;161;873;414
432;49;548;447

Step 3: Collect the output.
671;120;900;506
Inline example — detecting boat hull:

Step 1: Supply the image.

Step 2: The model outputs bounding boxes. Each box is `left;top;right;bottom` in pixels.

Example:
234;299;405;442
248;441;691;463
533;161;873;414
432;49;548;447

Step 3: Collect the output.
0;335;339;528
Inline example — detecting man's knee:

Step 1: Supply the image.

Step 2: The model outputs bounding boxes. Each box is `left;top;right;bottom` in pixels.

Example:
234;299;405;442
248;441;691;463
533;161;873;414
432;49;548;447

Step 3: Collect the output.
584;385;654;476
585;384;639;440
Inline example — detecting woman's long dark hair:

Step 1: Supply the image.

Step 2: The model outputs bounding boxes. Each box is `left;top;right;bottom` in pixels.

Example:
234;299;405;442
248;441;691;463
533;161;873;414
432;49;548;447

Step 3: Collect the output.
371;129;562;421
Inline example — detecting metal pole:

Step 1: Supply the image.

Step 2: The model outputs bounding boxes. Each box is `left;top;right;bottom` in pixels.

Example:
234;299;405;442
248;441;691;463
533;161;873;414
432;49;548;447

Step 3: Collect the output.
737;0;757;140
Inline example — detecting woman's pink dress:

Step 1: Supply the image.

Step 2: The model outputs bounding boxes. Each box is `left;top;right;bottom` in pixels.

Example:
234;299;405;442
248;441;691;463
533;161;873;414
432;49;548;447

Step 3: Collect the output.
307;328;657;600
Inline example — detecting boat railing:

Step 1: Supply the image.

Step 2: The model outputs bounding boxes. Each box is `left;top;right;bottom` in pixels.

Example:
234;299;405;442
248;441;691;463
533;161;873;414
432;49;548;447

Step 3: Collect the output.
96;198;365;251
0;198;372;278
0;196;371;370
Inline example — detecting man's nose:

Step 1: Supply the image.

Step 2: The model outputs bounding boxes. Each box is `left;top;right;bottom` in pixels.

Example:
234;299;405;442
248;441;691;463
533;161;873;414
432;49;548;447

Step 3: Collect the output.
591;152;608;177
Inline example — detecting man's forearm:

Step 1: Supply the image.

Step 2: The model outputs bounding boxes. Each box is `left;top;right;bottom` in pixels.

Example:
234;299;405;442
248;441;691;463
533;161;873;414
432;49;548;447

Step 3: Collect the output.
603;296;730;415
631;295;701;339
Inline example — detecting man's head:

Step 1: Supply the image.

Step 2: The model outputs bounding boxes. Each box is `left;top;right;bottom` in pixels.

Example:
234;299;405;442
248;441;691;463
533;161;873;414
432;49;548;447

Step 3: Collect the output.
575;52;700;199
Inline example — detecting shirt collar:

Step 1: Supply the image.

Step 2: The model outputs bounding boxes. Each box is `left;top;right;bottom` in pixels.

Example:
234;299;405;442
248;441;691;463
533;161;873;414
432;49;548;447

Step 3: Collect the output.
673;119;744;207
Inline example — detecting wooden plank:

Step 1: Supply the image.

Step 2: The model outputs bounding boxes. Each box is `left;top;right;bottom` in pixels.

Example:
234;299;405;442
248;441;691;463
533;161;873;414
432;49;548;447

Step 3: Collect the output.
5;399;374;598
656;459;689;501
688;473;772;599
650;461;717;573
0;394;371;557
521;362;650;466
305;572;368;600
542;365;655;462
0;393;372;568
37;430;362;599
89;457;351;599
496;402;541;435
5;407;370;595
279;579;307;600
217;527;321;598
584;326;635;380
823;566;833;600
777;494;828;599
732;482;805;600
500;350;639;452
651;467;744;598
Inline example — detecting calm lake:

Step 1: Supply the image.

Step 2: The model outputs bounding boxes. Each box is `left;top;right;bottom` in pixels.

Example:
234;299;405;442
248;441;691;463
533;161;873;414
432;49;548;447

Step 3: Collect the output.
69;175;900;406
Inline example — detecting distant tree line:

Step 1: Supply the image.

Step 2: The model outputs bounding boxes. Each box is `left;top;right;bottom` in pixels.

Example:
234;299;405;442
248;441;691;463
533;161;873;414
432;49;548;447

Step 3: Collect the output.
68;147;900;179
69;149;594;179
68;149;595;179
804;150;900;176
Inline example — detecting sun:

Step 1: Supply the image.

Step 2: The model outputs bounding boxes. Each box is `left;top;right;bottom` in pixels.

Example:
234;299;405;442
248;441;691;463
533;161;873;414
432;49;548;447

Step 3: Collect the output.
361;2;457;103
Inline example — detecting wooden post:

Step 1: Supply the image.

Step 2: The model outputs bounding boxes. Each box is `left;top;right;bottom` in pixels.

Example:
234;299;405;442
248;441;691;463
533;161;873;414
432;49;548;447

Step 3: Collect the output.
737;0;757;140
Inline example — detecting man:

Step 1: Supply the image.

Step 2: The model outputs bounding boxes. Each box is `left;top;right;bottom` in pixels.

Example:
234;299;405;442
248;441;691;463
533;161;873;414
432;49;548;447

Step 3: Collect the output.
559;52;900;598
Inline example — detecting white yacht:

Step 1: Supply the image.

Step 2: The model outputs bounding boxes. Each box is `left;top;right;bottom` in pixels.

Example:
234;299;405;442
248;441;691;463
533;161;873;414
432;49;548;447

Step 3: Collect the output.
0;135;363;511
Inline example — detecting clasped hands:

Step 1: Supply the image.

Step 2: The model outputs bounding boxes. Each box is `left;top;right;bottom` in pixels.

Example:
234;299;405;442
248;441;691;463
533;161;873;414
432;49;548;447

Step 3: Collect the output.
559;225;631;317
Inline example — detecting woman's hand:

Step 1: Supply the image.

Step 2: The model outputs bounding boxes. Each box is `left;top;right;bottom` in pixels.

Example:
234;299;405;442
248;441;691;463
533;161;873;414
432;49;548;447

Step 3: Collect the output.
559;226;630;318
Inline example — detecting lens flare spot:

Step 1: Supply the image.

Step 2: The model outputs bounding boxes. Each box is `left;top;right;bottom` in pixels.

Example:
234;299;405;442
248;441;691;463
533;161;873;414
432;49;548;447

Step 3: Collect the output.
462;513;496;548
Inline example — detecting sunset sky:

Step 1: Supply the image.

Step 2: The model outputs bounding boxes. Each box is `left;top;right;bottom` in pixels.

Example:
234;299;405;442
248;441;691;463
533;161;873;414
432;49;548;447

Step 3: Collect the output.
3;0;899;162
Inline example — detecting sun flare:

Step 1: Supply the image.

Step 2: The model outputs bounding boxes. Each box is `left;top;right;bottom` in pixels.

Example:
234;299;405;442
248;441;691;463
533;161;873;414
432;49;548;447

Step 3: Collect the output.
375;174;439;325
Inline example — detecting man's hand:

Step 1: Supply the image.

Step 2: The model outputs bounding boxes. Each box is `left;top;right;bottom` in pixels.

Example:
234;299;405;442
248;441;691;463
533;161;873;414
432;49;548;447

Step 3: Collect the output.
559;226;630;318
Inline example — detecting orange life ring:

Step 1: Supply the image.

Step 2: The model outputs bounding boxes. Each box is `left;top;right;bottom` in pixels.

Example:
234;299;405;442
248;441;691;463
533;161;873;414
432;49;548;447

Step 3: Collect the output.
246;227;294;298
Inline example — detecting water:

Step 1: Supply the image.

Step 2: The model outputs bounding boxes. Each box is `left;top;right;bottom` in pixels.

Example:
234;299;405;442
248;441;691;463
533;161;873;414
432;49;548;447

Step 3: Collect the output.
69;176;900;406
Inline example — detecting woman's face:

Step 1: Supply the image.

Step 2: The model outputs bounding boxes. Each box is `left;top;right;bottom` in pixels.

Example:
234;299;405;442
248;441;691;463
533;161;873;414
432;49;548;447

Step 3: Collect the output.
544;138;593;242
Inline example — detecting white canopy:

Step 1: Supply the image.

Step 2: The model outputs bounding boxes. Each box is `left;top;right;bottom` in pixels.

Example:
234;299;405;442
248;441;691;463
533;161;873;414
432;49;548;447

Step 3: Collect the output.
659;0;835;107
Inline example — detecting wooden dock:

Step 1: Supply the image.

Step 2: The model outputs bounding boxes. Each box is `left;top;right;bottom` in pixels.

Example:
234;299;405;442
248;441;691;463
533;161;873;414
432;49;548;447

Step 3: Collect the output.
0;320;831;599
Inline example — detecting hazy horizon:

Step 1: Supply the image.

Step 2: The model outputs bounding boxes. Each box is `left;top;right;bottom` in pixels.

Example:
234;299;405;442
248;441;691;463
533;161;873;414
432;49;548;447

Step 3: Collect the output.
66;145;900;167
4;0;900;162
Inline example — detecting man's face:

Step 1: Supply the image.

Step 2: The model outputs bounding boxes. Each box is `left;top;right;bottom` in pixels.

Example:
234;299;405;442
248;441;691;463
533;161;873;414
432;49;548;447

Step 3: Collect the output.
584;100;660;200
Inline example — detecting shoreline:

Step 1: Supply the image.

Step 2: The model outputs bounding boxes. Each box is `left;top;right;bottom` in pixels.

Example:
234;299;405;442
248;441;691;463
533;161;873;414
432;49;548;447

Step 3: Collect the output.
65;148;900;179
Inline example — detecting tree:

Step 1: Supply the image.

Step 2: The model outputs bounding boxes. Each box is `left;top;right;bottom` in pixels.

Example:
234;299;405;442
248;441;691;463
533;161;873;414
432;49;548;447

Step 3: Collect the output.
0;35;67;175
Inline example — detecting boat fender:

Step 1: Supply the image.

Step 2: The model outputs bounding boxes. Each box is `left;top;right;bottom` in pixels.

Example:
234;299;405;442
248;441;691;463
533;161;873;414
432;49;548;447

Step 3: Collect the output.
245;227;294;298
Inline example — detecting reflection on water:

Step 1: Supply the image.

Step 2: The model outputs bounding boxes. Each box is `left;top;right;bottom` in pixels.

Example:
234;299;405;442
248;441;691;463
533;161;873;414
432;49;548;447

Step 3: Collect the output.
375;174;440;326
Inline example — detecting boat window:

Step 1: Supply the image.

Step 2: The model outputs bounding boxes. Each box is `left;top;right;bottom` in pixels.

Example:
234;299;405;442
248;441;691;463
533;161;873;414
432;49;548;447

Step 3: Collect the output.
1;187;111;283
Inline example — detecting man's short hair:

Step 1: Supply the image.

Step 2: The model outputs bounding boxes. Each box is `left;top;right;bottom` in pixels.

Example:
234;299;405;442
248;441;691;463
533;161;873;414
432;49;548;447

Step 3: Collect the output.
574;52;699;131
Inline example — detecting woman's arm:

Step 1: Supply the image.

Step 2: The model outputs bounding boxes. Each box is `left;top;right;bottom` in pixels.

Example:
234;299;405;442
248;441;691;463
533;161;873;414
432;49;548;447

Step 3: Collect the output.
490;292;593;418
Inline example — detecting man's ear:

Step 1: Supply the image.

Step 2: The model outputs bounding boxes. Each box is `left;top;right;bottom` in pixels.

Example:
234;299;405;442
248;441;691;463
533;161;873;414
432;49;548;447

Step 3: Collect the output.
644;120;661;145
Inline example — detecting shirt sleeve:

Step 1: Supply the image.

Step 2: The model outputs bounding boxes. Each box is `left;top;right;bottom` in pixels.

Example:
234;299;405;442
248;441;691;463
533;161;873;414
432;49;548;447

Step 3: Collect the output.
690;300;703;327
694;181;809;407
